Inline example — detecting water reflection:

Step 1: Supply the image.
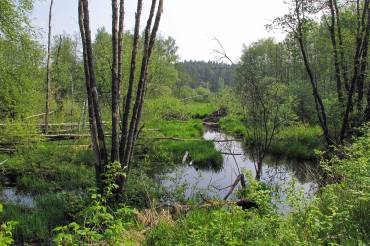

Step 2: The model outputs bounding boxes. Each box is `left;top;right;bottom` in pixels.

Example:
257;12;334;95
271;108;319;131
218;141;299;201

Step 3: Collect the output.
161;128;319;206
0;187;36;208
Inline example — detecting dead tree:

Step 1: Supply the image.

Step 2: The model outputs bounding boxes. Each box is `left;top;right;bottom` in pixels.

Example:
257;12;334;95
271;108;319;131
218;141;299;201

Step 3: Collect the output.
44;0;54;134
78;0;164;202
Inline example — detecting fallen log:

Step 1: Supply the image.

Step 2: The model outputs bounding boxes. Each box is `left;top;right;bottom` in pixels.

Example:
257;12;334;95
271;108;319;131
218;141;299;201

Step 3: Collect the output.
224;175;242;200
203;122;220;127
25;111;55;119
0;148;16;154
156;198;258;221
141;137;239;142
213;139;242;142
42;134;112;141
220;152;243;156
182;151;189;164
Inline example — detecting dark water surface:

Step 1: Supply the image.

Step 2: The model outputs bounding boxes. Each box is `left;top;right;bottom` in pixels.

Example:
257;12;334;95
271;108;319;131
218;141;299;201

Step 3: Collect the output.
161;128;319;211
0;187;36;208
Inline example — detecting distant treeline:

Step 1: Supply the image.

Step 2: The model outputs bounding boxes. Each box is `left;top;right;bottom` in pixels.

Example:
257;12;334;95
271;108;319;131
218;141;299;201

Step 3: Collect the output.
176;61;235;93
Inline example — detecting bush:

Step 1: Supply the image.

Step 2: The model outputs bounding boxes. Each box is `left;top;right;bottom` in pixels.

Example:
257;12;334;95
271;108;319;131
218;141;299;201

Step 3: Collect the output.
53;194;137;245
0;204;16;245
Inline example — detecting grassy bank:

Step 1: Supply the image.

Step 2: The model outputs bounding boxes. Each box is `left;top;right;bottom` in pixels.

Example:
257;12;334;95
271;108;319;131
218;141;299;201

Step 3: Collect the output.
142;97;222;170
219;115;324;160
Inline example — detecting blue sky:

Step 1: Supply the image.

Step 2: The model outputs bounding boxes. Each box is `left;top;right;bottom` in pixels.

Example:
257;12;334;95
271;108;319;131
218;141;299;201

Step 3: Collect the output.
31;0;287;61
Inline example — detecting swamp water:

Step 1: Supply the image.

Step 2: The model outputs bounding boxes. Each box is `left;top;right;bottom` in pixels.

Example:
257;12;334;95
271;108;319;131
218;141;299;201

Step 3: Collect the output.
161;128;320;211
0;187;36;208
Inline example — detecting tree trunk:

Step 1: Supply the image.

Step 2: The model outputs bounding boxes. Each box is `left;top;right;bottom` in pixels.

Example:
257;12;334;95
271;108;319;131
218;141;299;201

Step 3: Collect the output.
357;4;370;113
119;0;143;162
78;0;103;191
295;1;334;146
122;0;158;166
111;0;120;162
328;0;344;106
333;0;350;92
340;0;369;143
117;0;163;199
79;0;109;192
255;161;263;181
44;0;54;134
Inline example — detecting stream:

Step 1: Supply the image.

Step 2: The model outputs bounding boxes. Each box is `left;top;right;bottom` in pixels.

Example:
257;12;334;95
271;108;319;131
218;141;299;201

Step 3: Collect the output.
161;127;320;211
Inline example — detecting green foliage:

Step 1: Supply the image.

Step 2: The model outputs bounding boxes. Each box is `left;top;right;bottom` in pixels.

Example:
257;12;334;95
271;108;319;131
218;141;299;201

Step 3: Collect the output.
219;115;246;136
0;204;16;245
238;172;274;213
0;36;44;119
102;161;126;201
146;206;294;246
0;0;33;41
211;88;242;114
53;194;136;245
0;119;41;147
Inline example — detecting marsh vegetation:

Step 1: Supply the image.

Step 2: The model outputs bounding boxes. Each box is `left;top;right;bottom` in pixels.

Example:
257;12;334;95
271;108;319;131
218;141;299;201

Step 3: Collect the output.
0;0;369;245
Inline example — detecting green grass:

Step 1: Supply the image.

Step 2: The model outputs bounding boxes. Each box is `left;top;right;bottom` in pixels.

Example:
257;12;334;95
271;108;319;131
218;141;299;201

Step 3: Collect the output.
219;114;247;136
0;192;82;244
220;115;323;160
1;141;95;194
270;124;323;159
143;98;223;170
144;97;216;121
142;119;223;171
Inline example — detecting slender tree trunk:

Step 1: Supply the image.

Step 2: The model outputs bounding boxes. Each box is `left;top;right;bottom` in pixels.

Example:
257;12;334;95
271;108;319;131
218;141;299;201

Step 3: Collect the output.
122;0;158;166
124;0;163;166
78;0;103;191
340;0;369;143
82;0;108;167
119;0;143;162
295;1;334;146
44;0;54;134
79;0;109;193
117;0;163;199
111;0;120;162
333;0;350;92
328;0;344;106
255;161;262;181
357;5;370;113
